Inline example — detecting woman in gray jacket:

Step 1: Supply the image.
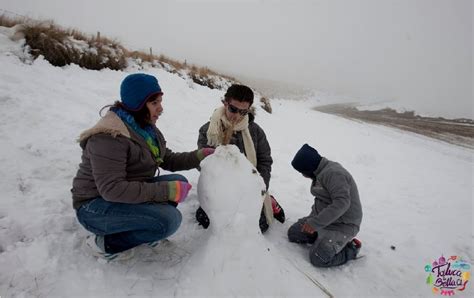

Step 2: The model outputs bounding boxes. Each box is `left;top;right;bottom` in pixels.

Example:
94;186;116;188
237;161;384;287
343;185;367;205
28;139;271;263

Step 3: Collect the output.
71;73;213;261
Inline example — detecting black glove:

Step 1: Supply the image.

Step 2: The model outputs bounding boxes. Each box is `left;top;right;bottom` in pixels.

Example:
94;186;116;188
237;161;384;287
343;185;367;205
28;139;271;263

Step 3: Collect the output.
288;221;318;244
259;207;269;233
195;206;210;229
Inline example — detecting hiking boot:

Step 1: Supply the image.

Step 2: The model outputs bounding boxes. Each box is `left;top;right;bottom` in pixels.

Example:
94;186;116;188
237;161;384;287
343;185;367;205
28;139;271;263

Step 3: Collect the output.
351;238;362;249
146;239;178;253
84;235;134;262
346;238;362;259
147;240;161;248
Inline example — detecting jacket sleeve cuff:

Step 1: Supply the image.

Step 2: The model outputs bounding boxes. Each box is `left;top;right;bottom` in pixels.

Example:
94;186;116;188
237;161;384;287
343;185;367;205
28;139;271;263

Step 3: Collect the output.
151;181;170;202
305;217;326;231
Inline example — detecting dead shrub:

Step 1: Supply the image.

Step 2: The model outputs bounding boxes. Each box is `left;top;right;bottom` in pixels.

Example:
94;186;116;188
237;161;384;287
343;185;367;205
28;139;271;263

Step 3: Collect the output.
20;22;127;70
126;50;154;64
1;14;237;89
157;54;185;70
260;97;272;114
0;14;23;28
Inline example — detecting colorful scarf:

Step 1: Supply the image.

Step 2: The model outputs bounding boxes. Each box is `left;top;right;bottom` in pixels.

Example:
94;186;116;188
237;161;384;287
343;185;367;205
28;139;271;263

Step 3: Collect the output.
112;107;162;163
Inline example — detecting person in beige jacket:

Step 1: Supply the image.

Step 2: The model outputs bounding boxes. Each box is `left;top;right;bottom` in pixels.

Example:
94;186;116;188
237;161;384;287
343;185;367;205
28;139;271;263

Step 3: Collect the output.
72;73;214;261
195;84;285;233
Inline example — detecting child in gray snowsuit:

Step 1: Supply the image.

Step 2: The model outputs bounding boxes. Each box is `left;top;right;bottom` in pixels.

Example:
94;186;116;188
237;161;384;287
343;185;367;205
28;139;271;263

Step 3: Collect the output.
288;144;363;267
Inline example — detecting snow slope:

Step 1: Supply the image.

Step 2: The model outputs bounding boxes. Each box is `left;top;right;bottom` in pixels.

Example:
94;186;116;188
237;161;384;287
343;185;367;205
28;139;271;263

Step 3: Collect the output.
0;28;472;297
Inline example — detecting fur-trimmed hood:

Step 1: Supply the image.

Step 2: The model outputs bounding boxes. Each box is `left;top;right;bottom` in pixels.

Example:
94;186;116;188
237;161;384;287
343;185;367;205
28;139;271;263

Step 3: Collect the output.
78;111;130;146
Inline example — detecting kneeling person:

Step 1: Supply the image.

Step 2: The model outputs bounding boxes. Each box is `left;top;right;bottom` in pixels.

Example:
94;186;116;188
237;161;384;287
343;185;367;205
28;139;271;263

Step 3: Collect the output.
288;144;363;267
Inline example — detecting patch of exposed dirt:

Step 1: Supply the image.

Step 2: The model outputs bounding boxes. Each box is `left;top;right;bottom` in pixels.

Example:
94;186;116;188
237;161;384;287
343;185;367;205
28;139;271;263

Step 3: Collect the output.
314;104;474;149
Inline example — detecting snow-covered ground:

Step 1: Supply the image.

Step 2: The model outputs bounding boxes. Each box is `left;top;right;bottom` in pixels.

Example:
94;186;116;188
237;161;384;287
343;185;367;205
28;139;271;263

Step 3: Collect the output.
0;27;472;297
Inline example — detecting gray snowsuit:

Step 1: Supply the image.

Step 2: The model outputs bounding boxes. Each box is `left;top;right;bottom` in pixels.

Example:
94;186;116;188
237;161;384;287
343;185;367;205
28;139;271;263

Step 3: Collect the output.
288;157;363;267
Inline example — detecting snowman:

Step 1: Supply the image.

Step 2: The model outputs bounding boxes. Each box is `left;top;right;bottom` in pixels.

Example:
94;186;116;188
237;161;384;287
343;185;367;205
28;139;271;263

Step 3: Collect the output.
176;145;329;296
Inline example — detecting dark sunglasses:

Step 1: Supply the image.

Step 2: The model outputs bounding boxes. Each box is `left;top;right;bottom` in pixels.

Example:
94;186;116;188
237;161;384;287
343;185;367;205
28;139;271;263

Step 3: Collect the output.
225;102;249;116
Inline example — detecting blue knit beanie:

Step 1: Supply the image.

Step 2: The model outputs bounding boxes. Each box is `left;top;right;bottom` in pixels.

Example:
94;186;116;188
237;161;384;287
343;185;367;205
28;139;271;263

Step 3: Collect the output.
120;73;163;111
291;144;322;177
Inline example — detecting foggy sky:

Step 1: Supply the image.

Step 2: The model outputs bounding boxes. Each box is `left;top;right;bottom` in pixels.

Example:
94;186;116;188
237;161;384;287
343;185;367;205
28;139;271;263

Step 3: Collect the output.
1;0;472;118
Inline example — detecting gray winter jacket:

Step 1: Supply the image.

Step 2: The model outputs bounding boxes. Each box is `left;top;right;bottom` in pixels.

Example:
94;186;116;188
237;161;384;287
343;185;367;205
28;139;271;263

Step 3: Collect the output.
71;111;201;209
197;113;273;189
305;157;363;236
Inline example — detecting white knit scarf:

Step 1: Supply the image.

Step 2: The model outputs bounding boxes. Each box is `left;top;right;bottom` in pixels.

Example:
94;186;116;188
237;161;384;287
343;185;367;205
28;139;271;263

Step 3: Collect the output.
206;106;257;167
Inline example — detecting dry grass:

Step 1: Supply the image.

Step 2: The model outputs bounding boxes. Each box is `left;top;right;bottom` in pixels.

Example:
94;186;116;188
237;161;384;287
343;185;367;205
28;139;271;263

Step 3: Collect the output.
1;14;238;89
187;64;232;89
126;50;154;64
124;52;235;90
0;14;26;27
18;20;127;70
158;54;186;70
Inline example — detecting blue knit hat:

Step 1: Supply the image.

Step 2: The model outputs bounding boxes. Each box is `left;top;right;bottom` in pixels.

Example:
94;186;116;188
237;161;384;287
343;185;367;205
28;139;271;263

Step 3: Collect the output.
291;144;322;177
120;73;163;111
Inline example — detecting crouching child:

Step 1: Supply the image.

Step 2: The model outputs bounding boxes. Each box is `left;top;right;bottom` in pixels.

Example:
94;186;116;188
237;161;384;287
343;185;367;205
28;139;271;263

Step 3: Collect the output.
288;144;363;267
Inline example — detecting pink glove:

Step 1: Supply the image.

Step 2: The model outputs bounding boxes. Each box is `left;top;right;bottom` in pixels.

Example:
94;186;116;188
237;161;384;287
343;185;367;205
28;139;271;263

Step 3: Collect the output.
270;195;285;223
197;147;215;160
271;195;282;213
168;181;192;203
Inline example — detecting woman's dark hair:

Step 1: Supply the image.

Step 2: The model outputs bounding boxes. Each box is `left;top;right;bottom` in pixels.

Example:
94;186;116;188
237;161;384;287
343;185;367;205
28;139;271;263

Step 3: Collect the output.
224;84;254;105
111;93;160;127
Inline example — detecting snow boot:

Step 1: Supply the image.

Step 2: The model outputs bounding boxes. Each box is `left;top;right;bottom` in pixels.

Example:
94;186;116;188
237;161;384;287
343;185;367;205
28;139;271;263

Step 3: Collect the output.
84;235;134;262
346;238;362;259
